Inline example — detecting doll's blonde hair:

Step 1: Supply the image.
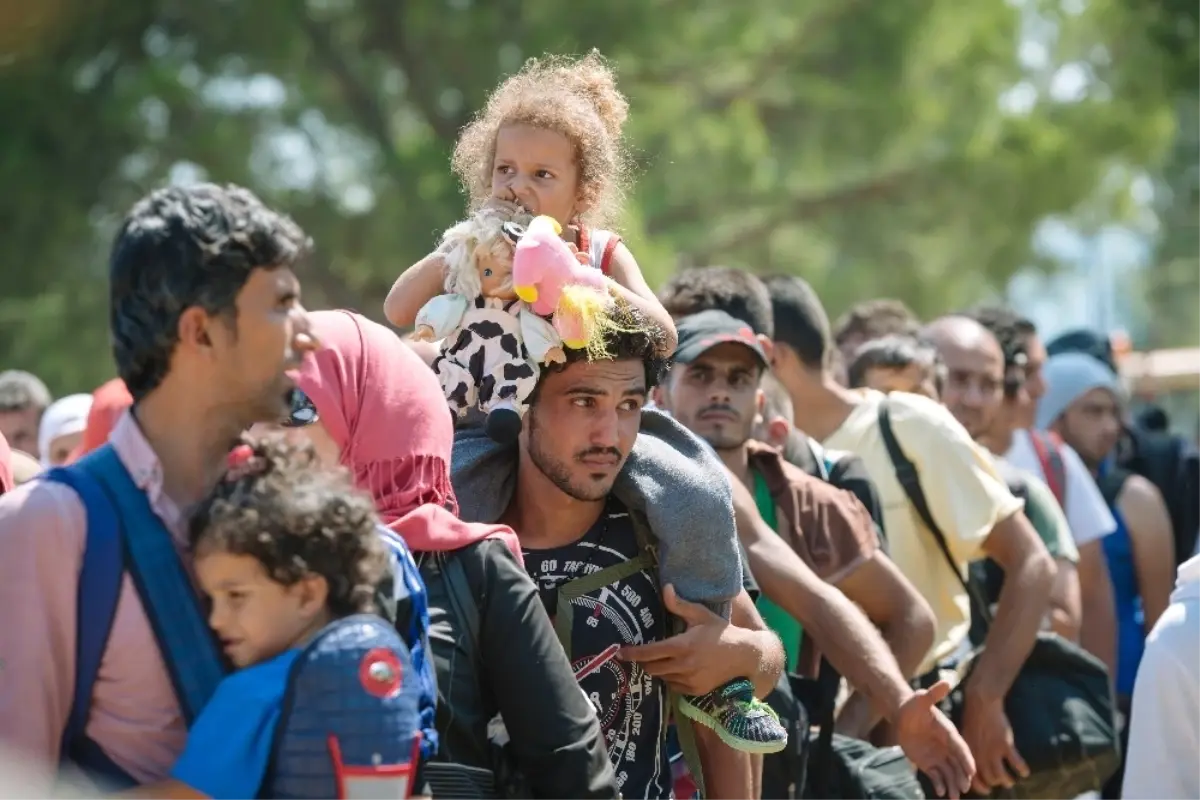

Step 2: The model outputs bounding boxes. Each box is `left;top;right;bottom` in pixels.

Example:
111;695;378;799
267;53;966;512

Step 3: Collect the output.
438;206;531;299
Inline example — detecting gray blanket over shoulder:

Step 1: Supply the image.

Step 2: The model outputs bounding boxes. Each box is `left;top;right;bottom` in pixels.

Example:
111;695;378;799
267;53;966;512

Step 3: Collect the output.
451;409;742;618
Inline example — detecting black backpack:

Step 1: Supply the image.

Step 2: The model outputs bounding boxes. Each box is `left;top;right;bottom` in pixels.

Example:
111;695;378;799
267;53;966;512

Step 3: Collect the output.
1117;427;1199;567
793;659;924;799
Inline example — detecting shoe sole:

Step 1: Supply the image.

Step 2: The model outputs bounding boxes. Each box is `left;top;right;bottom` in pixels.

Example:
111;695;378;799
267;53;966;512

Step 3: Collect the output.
677;700;789;755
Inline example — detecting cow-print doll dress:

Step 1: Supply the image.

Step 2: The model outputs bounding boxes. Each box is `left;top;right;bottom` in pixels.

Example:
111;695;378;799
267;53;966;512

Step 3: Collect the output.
429;295;559;441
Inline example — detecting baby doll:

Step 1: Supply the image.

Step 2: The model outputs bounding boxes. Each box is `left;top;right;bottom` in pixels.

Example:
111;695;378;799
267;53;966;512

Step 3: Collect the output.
413;207;565;444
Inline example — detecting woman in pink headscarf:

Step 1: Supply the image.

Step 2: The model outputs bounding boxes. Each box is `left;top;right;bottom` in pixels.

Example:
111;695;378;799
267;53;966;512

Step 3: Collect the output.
270;310;616;799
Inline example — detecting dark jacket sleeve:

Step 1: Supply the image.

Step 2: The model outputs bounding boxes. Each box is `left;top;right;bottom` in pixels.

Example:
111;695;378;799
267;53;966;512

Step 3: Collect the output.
471;541;619;799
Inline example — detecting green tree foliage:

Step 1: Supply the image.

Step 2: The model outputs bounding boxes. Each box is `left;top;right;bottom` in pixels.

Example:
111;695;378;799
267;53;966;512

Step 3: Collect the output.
1137;0;1199;349
0;0;1186;392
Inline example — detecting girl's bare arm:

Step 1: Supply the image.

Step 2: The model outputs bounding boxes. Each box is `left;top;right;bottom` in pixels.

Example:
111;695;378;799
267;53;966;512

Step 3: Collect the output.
384;253;446;329
606;243;678;353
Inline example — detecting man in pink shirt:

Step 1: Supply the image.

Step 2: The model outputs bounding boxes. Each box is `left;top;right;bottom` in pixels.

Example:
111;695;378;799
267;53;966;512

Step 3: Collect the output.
0;183;317;791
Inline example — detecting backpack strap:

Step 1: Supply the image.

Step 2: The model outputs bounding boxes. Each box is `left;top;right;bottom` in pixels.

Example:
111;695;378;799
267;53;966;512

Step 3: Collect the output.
40;463;134;788
442;551;482;660
549;510;707;798
551;553;654;652
805;438;833;482
797;656;844;795
630;512;707;800
598;234;621;276
877;400;992;629
75;445;226;723
1029;431;1067;507
417;550;503;799
1096;463;1131;508
377;526;438;760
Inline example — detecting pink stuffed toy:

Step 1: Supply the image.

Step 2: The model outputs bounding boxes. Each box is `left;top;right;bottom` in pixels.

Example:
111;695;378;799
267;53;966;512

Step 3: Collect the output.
511;216;613;351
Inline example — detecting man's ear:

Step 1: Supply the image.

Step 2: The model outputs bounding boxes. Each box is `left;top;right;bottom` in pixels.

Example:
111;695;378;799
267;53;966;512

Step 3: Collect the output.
651;385;667;409
755;387;765;416
297;574;329;618
177;306;215;355
766;416;791;449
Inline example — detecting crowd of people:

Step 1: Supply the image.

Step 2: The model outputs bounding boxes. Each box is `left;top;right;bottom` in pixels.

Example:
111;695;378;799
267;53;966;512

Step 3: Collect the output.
0;49;1197;800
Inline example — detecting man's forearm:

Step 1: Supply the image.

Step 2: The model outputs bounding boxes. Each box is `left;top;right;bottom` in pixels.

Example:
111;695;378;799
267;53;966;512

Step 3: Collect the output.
733;627;785;699
798;580;912;723
879;610;937;680
1078;547;1118;678
969;549;1055;702
836;613;932;738
1047;558;1082;642
741;522;912;720
730;591;785;699
694;725;752;799
1079;600;1116;679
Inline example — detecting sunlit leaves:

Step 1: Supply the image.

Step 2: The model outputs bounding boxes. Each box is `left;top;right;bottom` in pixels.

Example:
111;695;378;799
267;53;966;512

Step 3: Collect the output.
0;0;1189;391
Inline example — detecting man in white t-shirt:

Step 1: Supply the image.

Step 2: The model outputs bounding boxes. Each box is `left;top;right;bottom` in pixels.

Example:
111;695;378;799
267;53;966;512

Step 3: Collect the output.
1121;554;1200;799
1006;430;1116;547
969;307;1118;677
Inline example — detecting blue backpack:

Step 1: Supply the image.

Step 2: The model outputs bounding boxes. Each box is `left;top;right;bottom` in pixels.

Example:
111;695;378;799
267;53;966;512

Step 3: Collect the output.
46;445;437;794
265;614;425;799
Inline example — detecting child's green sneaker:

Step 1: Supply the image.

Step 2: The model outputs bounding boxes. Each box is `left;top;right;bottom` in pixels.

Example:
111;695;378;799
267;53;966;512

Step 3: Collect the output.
679;678;788;754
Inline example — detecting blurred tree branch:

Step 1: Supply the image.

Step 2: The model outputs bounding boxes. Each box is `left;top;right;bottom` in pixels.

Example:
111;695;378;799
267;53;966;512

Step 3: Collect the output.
0;0;1190;389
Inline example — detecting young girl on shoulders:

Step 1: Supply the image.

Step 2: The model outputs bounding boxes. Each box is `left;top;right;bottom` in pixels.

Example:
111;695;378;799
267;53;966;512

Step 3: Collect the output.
384;50;676;353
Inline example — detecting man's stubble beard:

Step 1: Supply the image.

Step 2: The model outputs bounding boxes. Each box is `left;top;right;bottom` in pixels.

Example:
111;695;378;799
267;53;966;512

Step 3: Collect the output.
526;411;615;503
701;415;755;452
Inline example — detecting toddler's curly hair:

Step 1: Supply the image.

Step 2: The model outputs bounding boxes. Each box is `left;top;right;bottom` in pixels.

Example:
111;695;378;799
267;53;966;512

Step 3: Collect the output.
189;434;388;617
452;50;631;229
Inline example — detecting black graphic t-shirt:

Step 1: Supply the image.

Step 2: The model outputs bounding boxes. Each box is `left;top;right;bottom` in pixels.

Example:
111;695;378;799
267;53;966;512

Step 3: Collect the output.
523;500;672;800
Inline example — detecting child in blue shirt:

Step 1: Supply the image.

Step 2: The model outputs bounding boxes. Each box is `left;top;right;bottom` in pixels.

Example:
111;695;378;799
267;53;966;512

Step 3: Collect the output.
121;436;425;800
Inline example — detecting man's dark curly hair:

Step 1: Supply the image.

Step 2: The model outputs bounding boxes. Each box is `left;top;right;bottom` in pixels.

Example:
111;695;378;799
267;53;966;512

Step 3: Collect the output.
847;334;944;393
534;302;670;399
833;299;921;351
967;305;1036;372
189;435;387;618
658;267;775;338
109;184;312;401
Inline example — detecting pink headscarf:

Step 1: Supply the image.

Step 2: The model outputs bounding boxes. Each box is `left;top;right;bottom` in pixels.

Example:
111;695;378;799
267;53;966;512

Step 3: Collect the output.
296;310;523;563
0;431;13;494
79;378;134;457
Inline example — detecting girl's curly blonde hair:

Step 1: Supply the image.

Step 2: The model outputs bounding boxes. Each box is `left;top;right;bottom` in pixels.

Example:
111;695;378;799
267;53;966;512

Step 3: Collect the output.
452;50;632;230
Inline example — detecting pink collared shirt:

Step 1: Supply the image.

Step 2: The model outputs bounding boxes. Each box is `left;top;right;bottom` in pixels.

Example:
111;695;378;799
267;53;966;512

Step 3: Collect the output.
0;410;188;789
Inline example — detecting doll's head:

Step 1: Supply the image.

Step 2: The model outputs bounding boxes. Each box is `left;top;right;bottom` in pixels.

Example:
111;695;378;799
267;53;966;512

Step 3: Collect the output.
439;206;532;300
452;51;631;230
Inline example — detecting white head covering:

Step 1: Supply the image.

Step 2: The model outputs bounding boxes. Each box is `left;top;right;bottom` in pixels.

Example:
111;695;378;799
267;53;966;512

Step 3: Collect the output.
37;393;93;466
1035;352;1123;431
